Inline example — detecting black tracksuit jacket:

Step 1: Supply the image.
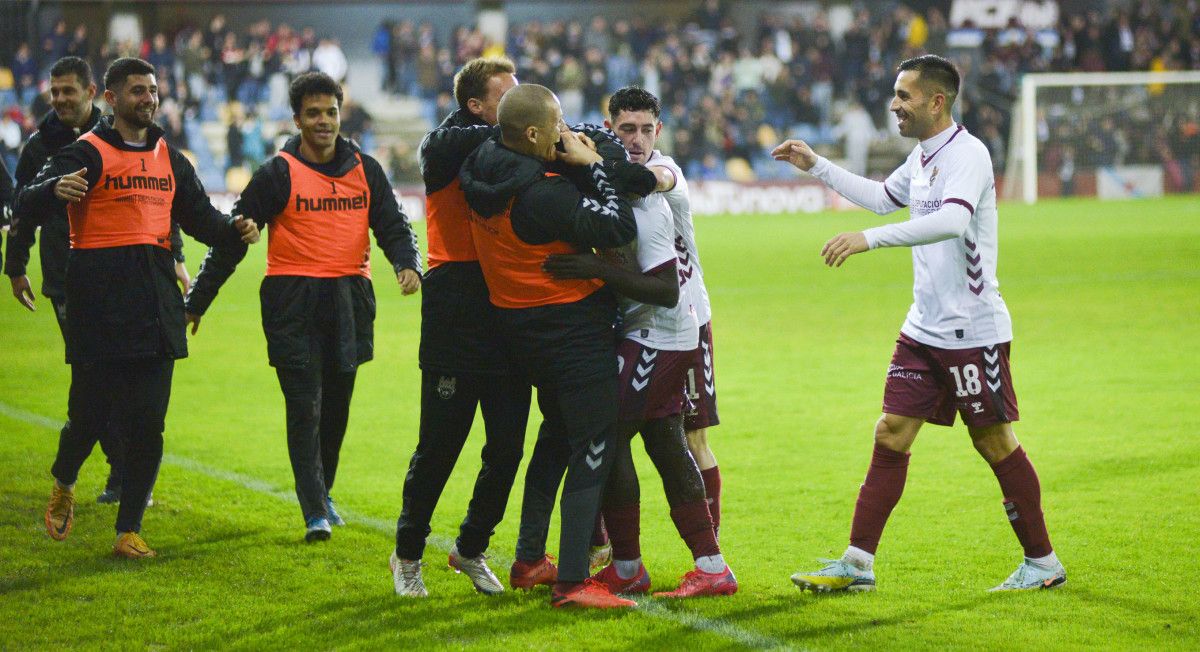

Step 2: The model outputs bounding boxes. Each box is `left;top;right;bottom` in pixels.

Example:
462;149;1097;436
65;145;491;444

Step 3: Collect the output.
417;110;634;376
184;135;421;371
6;106;184;301
458;137;657;387
15;116;243;363
417;109;510;375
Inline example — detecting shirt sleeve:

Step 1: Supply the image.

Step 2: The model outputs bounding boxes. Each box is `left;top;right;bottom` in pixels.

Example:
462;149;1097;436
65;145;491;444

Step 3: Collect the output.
862;146;988;248
512;161;645;250
633;199;677;273
362;154;421;275
168;148;240;247
648;154;691;216
862;203;971;249
809;155;908;215
184;158;290;316
12;141;101;232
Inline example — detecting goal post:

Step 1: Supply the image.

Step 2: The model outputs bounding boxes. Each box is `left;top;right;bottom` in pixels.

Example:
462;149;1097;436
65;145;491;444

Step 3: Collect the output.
1007;70;1200;204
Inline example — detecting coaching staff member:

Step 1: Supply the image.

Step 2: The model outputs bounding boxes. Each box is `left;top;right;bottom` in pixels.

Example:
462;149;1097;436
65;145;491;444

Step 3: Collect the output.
460;83;656;608
6;56;191;505
185;72;421;543
17;57;259;558
391;57;530;597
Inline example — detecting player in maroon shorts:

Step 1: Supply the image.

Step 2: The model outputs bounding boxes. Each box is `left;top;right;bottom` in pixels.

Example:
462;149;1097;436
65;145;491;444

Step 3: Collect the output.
775;55;1065;592
544;87;736;598
583;87;725;570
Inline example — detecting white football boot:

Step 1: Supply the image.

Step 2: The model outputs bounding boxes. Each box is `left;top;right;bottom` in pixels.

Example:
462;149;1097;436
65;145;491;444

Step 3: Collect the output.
791;558;876;593
989;559;1067;592
390;551;429;597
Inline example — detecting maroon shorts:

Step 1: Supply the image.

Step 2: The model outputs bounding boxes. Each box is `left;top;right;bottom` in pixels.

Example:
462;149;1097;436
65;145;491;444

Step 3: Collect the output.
683;321;720;431
617;339;690;422
882;333;1019;427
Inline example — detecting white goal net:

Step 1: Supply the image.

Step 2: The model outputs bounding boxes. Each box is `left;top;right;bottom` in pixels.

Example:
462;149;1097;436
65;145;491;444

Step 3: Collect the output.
1004;70;1200;204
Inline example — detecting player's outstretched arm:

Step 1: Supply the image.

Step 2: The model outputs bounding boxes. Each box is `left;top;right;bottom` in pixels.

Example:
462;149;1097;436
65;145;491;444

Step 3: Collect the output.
168;148;258;247
821;200;972;268
773;139;907;215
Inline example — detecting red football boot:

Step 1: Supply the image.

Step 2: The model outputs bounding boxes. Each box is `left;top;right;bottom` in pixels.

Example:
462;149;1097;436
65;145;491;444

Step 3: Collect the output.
551;578;639;609
590;562;651;594
652;566;738;598
510;554;558;590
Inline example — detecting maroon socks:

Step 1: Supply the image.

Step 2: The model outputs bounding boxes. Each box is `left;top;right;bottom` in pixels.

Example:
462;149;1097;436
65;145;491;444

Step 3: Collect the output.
603;503;641;561
991;445;1053;558
669;500;720;559
849;443;911;555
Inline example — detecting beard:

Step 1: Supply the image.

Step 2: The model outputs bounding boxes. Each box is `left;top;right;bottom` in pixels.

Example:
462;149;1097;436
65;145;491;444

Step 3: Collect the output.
119;103;157;129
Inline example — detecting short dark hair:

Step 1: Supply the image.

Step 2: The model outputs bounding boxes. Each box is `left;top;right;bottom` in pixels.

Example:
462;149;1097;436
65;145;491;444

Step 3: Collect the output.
103;57;155;90
453;57;516;111
497;83;557;143
49;56;92;87
607;86;661;121
897;54;960;105
289;71;343;116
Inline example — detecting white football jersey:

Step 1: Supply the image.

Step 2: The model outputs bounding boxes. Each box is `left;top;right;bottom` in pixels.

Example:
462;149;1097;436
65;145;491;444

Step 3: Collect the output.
608;191;699;351
871;123;1012;349
647;151;712;328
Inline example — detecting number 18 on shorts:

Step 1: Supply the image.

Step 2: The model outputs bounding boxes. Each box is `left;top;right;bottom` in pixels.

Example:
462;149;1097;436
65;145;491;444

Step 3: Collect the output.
882;333;1019;427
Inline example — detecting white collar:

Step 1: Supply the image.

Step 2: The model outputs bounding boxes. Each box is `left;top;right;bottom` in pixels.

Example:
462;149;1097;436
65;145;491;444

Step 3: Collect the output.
919;122;960;155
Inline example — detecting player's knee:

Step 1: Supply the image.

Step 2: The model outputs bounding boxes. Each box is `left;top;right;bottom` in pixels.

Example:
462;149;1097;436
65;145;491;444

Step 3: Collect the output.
970;426;1018;464
685;427;708;452
873;415;915;452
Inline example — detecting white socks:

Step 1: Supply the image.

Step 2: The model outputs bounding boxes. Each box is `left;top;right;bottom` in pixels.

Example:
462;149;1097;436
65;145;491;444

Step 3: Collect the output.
843;545;875;571
695;554;726;574
1027;551;1060;570
614;558;642;579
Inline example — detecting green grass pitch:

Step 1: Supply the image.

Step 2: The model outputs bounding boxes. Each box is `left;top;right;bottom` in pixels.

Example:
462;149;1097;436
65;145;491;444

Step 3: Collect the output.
1;195;1197;650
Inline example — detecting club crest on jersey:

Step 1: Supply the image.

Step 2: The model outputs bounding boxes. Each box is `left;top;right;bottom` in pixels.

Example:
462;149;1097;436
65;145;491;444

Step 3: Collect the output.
437;376;456;400
929;166;939;184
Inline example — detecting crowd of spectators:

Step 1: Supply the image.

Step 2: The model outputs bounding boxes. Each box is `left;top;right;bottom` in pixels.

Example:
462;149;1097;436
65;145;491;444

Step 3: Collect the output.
375;0;1199;186
3;1;1199;192
2;14;362;190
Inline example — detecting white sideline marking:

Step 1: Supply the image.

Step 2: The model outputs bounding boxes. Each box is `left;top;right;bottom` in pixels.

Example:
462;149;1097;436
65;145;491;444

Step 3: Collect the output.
0;401;795;651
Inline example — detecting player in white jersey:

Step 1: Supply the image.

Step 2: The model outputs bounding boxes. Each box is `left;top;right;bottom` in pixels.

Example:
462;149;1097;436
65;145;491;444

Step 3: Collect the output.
642;149;725;541
543;87;736;598
773;55;1064;592
624;94;726;545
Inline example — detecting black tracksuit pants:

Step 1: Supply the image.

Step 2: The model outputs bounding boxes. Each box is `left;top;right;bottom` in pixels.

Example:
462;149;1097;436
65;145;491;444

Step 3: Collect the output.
497;292;621;583
517;379;618;583
275;363;357;523
51;357;173;533
50;297;125;491
394;370;531;560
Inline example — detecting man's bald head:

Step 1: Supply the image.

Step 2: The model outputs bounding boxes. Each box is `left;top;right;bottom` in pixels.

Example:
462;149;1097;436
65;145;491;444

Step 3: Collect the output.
498;84;560;145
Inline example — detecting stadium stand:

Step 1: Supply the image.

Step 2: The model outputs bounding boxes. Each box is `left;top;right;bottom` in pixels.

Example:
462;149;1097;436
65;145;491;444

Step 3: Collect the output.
0;1;1197;193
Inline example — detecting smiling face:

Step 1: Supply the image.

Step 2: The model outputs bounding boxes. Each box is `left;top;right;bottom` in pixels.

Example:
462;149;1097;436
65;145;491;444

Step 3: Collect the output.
50;73;95;129
607;109;661;164
294;93;340;151
105;73;158;130
889;69;945;140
